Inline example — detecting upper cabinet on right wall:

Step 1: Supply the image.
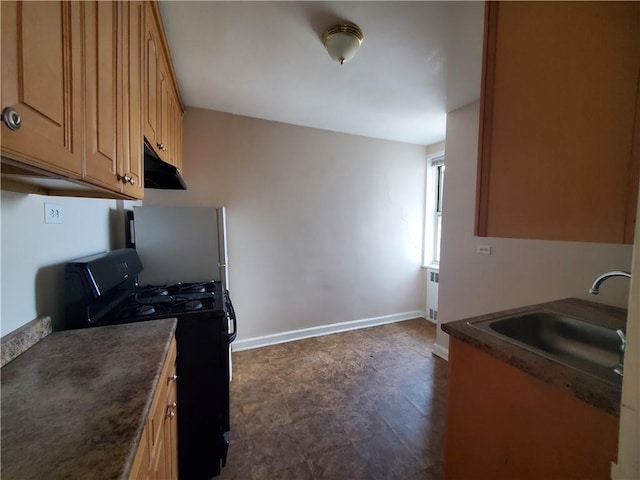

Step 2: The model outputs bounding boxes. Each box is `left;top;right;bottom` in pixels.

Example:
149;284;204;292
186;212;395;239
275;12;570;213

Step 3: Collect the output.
475;2;640;244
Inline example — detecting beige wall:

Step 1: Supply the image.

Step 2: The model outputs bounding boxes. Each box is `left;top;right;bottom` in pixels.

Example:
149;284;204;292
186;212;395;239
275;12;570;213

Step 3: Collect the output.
1;192;121;335
144;108;428;341
427;141;445;156
435;101;633;353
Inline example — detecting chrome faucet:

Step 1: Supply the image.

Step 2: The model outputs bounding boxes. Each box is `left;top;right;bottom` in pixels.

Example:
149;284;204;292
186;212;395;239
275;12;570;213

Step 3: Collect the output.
588;271;631;377
588;270;631;295
614;329;626;377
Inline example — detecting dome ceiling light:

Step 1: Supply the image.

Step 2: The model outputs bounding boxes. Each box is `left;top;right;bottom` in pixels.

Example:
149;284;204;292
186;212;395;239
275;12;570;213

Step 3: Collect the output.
322;23;364;65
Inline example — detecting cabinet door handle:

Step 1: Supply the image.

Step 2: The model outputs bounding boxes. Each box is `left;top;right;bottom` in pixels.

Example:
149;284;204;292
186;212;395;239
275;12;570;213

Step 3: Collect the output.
117;174;136;185
157;142;166;151
169;373;178;382
165;402;177;418
2;107;21;131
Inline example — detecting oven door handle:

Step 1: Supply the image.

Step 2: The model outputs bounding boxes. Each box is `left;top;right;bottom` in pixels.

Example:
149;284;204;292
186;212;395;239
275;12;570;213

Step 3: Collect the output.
227;312;237;344
225;290;237;344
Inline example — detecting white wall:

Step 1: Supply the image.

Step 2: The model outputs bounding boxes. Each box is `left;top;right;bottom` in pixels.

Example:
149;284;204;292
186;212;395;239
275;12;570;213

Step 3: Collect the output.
435;101;633;353
1;192;121;335
144;108;427;341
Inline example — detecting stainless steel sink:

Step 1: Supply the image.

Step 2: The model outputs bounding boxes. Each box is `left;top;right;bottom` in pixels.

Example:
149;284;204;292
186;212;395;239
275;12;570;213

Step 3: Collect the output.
468;311;622;386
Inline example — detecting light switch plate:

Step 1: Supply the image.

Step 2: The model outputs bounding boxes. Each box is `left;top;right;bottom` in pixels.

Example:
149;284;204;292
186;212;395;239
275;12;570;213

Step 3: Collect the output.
477;245;491;255
44;203;63;224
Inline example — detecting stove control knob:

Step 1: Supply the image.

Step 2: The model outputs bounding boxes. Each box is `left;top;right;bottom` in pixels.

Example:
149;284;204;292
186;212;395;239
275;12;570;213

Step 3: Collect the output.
169;374;178;382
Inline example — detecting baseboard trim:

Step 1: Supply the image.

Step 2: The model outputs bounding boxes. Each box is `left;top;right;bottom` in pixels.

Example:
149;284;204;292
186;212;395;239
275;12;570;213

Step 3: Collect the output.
232;311;428;351
432;342;449;361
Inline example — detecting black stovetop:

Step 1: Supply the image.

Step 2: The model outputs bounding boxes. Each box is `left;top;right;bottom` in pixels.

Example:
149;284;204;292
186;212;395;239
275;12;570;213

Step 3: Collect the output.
89;281;225;326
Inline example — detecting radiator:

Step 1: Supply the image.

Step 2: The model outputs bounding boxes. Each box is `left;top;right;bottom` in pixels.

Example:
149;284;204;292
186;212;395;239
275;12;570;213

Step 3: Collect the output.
426;268;439;322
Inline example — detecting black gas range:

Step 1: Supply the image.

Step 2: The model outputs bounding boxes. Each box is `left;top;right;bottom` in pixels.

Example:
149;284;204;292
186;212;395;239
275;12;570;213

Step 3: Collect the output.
106;281;219;324
64;248;236;479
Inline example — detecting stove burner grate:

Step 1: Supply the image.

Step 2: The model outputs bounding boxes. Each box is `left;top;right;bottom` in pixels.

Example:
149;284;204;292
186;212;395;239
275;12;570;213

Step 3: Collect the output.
184;300;203;310
137;304;156;316
181;284;207;294
137;286;170;298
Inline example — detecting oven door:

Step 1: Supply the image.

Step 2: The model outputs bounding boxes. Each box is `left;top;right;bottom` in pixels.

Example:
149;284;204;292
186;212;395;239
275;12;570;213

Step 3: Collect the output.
176;309;230;479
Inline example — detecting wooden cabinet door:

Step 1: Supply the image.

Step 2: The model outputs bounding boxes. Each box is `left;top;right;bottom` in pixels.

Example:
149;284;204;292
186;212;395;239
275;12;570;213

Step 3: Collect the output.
163;364;178;479
168;90;182;171
149;436;167;480
175;106;183;173
143;3;160;152
476;2;640;244
1;1;83;177
142;1;183;168
157;61;171;163
445;338;619;479
119;0;144;198
143;1;171;164
129;426;150;480
129;338;177;480
83;1;120;192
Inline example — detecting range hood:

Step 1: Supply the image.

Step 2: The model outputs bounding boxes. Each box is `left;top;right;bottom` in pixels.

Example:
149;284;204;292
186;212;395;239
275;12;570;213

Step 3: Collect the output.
144;143;186;190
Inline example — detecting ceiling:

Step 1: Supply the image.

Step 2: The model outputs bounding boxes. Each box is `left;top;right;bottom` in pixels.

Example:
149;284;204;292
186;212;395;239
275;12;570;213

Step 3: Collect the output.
158;1;485;146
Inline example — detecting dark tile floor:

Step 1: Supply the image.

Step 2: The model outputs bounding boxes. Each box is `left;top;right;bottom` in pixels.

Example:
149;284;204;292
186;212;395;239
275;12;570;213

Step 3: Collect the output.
221;319;448;480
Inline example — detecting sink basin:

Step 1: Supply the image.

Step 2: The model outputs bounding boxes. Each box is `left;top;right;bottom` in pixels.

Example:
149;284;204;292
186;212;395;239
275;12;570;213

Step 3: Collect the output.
468;311;622;386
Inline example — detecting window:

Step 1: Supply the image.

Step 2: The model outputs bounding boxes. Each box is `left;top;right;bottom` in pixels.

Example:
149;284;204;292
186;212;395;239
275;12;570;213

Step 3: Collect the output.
423;153;445;266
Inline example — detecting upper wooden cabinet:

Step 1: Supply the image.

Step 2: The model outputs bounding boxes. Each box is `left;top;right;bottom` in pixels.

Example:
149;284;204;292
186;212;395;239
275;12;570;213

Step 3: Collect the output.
82;0;144;199
118;1;145;199
168;88;184;172
1;1;84;178
476;2;640;244
82;1;120;193
1;0;181;200
144;1;184;170
144;6;161;157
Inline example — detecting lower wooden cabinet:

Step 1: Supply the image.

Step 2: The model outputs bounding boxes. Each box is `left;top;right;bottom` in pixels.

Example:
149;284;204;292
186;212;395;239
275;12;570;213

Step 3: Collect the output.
444;338;618;480
129;337;178;480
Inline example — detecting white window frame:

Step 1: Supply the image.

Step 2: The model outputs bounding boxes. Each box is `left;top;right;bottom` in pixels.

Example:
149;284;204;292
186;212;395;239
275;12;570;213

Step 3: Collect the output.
423;151;445;267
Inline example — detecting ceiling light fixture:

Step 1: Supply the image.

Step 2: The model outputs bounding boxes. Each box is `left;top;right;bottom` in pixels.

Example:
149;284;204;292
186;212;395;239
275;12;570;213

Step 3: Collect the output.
322;23;364;65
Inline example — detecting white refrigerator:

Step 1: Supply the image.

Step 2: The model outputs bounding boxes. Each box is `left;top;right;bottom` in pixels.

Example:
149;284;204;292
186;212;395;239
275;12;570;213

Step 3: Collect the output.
132;205;229;290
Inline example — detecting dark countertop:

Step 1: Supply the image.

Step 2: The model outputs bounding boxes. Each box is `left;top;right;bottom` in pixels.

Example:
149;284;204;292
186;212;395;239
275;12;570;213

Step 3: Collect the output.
1;318;177;480
442;298;625;417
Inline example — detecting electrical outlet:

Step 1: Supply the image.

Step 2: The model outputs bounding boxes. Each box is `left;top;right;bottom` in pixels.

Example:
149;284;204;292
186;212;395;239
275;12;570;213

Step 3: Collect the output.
44;203;63;224
477;245;491;255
